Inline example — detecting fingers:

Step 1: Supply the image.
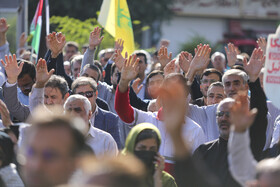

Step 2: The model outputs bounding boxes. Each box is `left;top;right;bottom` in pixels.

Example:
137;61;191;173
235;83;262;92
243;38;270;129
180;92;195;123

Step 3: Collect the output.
18;62;24;73
49;69;55;76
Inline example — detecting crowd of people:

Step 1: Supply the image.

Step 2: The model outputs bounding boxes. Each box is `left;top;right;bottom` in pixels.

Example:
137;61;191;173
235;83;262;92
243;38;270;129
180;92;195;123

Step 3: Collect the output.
0;16;279;187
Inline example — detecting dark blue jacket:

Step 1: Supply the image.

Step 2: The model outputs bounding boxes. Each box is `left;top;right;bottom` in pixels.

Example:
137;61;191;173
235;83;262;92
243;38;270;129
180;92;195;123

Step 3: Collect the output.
94;107;121;149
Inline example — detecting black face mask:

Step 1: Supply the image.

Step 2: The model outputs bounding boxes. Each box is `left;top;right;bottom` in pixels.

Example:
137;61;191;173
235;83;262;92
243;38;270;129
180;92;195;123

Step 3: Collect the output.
134;150;157;173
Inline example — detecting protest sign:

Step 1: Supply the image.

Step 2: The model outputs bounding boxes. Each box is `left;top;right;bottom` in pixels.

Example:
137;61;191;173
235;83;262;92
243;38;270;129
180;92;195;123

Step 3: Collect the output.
264;26;280;109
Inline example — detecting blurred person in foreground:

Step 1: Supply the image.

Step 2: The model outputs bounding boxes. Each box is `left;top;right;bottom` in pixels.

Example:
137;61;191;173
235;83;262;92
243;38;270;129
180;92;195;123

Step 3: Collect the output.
19;107;87;187
122;123;177;187
65;155;146;187
0;131;24;187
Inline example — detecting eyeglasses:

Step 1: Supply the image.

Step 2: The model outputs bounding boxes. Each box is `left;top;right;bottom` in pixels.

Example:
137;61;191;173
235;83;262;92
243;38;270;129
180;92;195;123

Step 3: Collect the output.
77;91;95;98
216;111;230;117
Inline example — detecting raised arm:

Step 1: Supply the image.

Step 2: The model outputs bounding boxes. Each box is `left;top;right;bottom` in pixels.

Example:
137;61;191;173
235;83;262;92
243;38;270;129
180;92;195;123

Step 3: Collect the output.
29;58;54;112
1;54;30;122
185;44;211;84
225;43;238;68
0;18;10;74
228;95;258;186
163;82;221;187
46;32;73;87
157;46;172;70
244;48;268;160
81;27;103;72
115;55;139;123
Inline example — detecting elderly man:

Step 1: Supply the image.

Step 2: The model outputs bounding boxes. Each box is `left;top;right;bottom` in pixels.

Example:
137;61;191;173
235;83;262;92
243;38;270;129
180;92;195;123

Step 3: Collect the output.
20;109;87;187
64;94;118;157
193;80;267;187
184;47;271;146
71;77;121;148
206;82;225;105
211;52;226;73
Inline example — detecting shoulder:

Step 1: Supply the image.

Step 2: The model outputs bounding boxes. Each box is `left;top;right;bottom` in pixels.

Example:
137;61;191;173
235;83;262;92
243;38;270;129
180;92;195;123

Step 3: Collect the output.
98;107;118;118
196;139;218;151
162;171;177;187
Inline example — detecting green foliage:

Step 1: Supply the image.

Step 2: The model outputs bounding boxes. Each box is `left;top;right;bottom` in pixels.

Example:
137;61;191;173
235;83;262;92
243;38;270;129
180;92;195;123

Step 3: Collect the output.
50;16;115;50
5;16;17;53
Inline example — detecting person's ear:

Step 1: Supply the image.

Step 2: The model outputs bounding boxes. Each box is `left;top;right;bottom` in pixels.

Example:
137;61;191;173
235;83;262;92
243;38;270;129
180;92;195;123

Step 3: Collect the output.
95;91;98;97
63;92;70;102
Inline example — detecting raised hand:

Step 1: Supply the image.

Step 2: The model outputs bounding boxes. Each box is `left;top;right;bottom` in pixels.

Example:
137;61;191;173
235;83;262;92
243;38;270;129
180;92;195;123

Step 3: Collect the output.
178;51;193;73
225;43;238;67
89;27;104;50
257;37;267;54
243;48;265;82
111;49;127;71
114;38;124;52
186;44;211;83
164;59;176;76
0;18;9;33
19;32;28;48
0;100;12;127
121;54;139;82
131;77;143;94
118;55;139;93
47;32;66;58
230;94;257;133
35;58;55;88
1;54;24;84
157;46;172;69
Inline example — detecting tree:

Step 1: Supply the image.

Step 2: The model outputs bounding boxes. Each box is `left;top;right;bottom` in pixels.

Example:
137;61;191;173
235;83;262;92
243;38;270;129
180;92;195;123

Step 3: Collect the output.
50;16;115;50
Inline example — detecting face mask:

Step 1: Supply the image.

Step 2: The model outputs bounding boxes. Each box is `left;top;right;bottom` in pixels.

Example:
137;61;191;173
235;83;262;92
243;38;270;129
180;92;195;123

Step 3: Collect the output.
134;150;157;173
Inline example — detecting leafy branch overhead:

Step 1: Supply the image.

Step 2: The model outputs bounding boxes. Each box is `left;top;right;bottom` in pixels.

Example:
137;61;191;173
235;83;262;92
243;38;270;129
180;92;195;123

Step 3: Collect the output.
50;16;115;50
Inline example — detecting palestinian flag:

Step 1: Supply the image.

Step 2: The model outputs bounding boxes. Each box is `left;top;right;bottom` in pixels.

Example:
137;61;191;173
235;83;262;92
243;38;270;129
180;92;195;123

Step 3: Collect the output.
30;0;44;54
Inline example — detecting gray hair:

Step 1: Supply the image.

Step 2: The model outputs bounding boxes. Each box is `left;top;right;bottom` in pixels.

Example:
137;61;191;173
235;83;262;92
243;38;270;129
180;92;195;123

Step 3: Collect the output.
207;82;224;95
71;76;97;93
71;55;83;71
45;75;69;97
64;94;92;115
222;69;249;85
211;52;225;63
217;98;235;112
98;48;114;60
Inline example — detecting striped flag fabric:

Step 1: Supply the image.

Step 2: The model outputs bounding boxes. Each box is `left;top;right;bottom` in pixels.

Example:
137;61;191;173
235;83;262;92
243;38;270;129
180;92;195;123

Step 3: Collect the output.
30;0;44;54
98;0;135;55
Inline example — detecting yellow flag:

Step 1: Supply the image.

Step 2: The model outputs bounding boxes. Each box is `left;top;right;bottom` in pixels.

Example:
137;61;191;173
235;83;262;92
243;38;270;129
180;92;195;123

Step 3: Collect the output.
98;0;135;55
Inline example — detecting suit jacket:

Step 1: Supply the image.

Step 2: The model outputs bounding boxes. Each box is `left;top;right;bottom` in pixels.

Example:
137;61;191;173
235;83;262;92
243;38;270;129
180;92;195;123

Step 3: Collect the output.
93;107;121;149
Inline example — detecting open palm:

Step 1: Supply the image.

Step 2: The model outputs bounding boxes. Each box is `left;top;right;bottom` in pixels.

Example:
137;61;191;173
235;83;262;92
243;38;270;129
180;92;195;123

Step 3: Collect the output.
1;54;23;83
243;48;265;82
36;58;55;85
121;55;139;82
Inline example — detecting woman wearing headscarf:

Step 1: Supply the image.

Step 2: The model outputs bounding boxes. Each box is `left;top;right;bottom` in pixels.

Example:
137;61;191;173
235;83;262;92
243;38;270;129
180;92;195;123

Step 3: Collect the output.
122;123;177;187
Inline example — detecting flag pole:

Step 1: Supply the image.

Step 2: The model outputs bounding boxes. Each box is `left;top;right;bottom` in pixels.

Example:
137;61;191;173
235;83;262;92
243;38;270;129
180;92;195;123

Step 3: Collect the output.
30;48;34;62
94;27;104;60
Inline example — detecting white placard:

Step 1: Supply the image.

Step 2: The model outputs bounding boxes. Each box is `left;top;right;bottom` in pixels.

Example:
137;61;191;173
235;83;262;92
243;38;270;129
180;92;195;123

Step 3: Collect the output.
264;25;280;109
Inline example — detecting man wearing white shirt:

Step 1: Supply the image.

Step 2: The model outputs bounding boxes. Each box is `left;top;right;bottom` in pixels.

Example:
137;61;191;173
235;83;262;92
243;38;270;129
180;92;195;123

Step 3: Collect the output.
64;94;118;157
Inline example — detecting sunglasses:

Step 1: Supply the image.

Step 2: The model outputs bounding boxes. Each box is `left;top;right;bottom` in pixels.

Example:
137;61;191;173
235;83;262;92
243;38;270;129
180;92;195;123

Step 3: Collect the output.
77;91;95;98
216;111;230;117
